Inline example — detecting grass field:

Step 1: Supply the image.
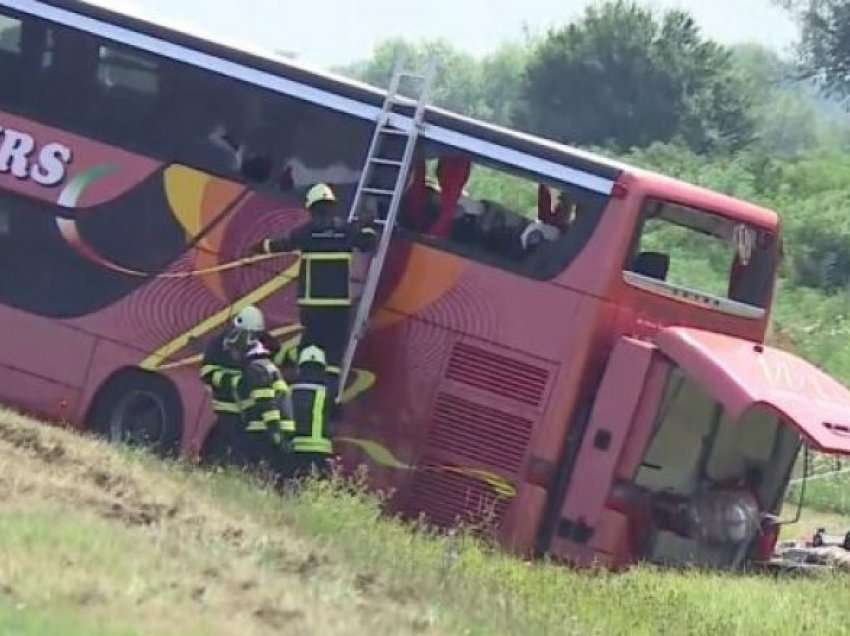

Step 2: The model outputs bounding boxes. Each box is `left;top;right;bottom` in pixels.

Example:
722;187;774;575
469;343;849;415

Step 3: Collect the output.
1;409;850;636
786;466;850;517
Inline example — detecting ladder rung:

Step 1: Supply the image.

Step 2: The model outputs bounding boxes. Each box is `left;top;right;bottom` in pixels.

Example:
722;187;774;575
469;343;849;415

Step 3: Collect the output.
379;127;409;136
362;187;395;197
370;158;404;167
350;215;388;224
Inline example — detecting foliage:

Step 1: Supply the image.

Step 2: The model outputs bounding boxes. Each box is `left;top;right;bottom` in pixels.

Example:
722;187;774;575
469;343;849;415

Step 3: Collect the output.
778;0;850;104
731;44;822;156
338;6;850;158
336;38;527;126
516;1;756;153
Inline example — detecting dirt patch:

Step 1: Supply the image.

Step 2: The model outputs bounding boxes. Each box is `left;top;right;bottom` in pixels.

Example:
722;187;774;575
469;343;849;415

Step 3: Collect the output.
84;467;134;494
253;605;305;630
355;572;378;593
99;499;175;527
70;588;107;608
0;421;67;465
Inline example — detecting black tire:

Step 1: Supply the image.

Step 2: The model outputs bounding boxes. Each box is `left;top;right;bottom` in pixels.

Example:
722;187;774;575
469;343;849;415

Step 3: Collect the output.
88;370;184;457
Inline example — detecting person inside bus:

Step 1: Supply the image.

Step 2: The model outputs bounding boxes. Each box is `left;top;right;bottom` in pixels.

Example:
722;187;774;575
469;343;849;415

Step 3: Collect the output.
399;159;442;232
537;185;571;232
427;157;472;239
250;183;378;406
199;306;293;473
450;193;485;244
519;185;570;254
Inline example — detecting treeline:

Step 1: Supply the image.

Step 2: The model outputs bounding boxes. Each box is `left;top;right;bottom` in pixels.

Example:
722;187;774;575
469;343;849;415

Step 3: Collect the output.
336;0;850;158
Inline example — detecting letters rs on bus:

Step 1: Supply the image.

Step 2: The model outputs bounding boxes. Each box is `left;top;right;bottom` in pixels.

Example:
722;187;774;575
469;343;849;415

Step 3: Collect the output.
0;126;73;186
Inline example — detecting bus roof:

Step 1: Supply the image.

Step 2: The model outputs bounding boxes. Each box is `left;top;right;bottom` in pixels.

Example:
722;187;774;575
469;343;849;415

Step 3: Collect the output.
13;0;778;229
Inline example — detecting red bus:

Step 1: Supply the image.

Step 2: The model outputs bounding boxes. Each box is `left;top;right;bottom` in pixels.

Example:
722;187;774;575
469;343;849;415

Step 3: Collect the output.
2;0;850;570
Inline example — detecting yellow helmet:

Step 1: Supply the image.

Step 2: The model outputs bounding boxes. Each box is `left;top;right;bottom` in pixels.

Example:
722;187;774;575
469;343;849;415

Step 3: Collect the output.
305;183;336;210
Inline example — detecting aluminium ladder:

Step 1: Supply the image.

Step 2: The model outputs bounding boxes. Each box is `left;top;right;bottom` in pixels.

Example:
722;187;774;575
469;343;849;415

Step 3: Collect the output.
336;61;436;400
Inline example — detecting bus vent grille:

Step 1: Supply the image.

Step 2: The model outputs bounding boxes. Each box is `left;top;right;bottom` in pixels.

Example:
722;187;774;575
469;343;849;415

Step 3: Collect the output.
429;393;532;473
445;343;548;407
406;457;510;529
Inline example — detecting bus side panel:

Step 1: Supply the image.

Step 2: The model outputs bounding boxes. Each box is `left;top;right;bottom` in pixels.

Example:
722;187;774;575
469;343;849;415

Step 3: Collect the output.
554;178;636;297
0;305;95;422
0;305;96;388
337;311;455;503
0;365;80;424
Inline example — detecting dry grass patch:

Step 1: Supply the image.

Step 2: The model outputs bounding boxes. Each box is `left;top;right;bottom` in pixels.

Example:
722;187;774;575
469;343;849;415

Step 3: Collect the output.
0;410;440;636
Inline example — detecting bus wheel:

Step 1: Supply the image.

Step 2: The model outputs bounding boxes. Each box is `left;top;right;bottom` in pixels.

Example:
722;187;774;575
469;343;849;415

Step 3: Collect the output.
89;371;183;458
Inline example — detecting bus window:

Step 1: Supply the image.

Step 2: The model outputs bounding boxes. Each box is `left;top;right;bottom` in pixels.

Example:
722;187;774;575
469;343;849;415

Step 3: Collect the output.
390;146;608;280
93;44;161;147
625;199;777;311
0;14;21;54
40;28;54;70
97;45;159;96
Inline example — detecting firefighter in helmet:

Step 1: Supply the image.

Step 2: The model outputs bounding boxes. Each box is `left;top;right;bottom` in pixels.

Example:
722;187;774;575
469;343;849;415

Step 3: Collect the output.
199;305;294;471
288;344;335;478
250;183;377;404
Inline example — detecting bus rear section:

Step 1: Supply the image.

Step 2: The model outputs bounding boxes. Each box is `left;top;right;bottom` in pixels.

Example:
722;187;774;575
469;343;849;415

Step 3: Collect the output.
547;328;850;569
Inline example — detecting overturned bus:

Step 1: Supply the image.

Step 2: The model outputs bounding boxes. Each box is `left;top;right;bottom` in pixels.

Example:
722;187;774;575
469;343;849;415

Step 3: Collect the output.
0;0;849;570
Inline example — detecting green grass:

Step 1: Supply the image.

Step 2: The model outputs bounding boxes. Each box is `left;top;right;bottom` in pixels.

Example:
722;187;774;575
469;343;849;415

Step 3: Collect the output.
0;603;139;636
281;474;850;636
787;468;850;517
3;409;850;635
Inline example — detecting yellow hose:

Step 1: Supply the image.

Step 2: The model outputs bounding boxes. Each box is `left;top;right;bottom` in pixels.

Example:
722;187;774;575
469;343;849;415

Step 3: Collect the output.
108;252;297;279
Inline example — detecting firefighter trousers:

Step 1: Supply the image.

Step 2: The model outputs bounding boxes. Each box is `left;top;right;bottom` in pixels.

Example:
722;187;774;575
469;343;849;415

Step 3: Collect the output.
200;413;287;475
299;305;351;399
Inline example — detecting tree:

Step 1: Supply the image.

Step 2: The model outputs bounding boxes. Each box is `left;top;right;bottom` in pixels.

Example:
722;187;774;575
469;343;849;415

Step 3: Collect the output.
777;0;850;103
337;39;485;120
517;1;756;153
337;39;529;127
731;44;819;156
477;43;528;126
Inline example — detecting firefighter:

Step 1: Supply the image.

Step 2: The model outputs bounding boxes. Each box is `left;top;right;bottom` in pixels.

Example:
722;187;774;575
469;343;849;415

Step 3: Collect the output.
199;306;293;471
288;344;335;479
250;183;378;403
239;336;295;467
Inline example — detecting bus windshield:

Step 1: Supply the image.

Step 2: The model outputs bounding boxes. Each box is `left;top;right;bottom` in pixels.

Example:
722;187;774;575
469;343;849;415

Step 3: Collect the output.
625;199;778;311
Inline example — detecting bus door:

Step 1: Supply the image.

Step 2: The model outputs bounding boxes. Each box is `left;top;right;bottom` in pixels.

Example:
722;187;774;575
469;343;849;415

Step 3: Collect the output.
545;336;669;567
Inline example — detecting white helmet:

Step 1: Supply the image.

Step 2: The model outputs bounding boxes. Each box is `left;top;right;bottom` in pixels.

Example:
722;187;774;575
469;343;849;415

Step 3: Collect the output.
298;345;326;366
232;305;265;332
